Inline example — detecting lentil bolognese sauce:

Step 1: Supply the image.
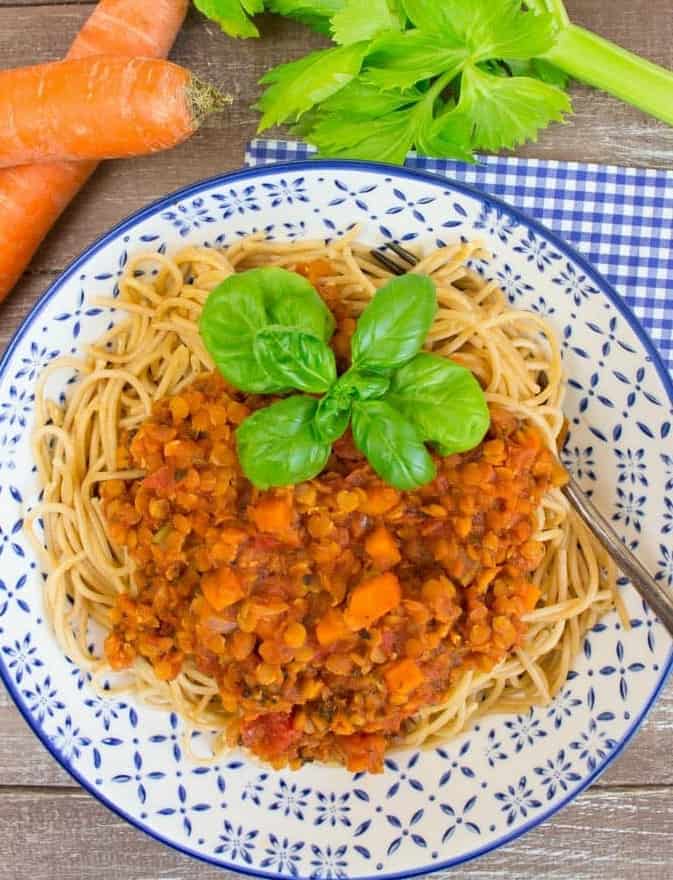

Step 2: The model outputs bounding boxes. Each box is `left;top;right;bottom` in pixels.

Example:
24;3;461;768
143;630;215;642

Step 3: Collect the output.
103;371;564;771
30;232;620;772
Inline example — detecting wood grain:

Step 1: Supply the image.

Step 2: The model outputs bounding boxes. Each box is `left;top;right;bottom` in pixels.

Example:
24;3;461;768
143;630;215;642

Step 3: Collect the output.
1;1;673;877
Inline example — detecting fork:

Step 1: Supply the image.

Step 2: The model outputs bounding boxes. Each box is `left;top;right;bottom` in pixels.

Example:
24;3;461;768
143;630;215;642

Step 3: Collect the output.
369;242;673;638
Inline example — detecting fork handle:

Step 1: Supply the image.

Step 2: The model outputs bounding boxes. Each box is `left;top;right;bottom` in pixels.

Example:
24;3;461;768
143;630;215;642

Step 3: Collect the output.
563;477;673;639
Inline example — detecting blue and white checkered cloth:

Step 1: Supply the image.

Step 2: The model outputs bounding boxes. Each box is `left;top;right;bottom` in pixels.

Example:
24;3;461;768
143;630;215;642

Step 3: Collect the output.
246;139;673;372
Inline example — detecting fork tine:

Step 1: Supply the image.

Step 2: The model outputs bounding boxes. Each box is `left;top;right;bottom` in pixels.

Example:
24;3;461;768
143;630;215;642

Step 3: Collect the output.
369;249;407;276
386;242;419;266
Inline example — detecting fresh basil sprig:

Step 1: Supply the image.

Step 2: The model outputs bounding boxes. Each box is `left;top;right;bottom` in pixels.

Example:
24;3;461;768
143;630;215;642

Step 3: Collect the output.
314;368;390;442
200;266;489;490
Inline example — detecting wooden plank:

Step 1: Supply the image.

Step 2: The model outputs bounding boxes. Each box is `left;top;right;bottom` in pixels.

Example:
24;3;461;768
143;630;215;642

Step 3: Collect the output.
0;694;74;787
0;785;672;880
1;675;673;788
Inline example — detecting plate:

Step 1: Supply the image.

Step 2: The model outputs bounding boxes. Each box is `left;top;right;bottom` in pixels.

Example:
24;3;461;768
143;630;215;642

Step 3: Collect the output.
0;161;672;877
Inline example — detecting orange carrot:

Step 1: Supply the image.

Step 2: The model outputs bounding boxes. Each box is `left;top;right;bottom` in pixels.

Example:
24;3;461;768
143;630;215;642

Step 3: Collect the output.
383;658;424;696
364;525;401;568
0;57;229;168
201;565;244;611
0;0;189;302
69;0;189;60
344;572;402;630
249;497;295;535
316;609;351;646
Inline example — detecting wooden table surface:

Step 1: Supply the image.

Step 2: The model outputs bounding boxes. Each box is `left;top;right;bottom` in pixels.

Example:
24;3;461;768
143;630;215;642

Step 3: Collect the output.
1;2;673;878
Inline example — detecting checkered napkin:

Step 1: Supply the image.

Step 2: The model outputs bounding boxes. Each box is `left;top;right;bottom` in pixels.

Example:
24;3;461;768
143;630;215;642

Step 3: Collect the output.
246;138;673;373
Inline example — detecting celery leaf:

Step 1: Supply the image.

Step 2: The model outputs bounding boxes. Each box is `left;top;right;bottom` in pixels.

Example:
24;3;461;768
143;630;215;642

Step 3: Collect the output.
257;43;368;130
331;0;402;46
193;0;264;38
460;64;571;151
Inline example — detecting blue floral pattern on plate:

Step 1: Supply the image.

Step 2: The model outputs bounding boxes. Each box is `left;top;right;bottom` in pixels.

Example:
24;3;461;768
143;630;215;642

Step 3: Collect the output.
0;161;671;879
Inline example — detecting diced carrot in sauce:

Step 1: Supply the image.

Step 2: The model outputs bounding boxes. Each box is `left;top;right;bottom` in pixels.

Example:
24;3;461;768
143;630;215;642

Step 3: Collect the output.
201;565;244;611
345;572;402;630
249;496;293;534
359;486;400;515
521;583;541;611
337;732;387;773
141;465;175;493
384;658;424;695
316;608;350;646
365;525;401;568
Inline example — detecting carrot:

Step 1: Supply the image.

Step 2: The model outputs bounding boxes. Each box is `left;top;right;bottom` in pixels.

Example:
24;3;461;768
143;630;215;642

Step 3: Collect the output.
0;0;189;302
364;525;401;568
0;57;229;168
316;609;350;646
345;572;402;631
201;565;244;611
249;497;294;535
384;658;424;696
69;0;189;60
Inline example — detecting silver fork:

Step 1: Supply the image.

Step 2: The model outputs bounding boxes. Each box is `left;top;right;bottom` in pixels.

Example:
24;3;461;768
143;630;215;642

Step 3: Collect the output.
369;243;673;638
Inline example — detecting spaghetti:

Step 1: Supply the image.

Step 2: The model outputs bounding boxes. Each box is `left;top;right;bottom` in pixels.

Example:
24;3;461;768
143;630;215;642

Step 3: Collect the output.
28;230;620;768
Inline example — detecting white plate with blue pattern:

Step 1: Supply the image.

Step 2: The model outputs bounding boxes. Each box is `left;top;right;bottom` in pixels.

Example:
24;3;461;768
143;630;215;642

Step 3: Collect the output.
0;161;672;878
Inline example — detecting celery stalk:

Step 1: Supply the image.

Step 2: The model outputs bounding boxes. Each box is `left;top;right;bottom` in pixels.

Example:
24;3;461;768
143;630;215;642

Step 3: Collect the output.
528;0;569;26
526;0;673;127
544;24;673;127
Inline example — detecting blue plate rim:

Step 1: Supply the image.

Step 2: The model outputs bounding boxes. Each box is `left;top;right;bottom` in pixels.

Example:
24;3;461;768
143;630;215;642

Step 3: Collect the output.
0;158;671;878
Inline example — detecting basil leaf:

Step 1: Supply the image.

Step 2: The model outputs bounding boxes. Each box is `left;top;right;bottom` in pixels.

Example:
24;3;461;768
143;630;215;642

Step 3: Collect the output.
314;392;352;443
254;325;337;393
351;274;437;374
200;267;334;393
385;352;490;454
236;396;331;489
338;367;390;400
351;399;436;490
314;368;390;442
263;269;335;342
200;271;281;393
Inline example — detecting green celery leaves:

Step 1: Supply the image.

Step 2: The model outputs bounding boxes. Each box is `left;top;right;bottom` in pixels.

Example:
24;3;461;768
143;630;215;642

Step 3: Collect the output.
196;0;673;162
365;29;467;91
331;0;403;46
250;0;570;162
266;0;345;34
459;64;571;151
257;43;368;130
